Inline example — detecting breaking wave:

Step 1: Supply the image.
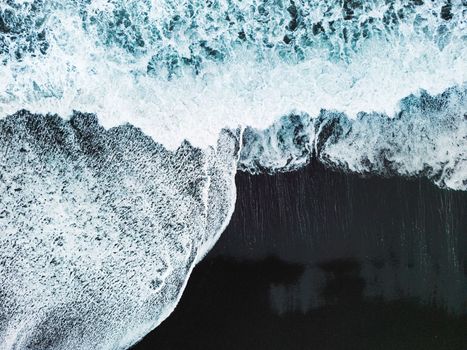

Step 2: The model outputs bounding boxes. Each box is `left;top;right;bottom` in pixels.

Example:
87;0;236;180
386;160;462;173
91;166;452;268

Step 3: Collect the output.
0;0;466;349
239;86;467;190
0;0;465;147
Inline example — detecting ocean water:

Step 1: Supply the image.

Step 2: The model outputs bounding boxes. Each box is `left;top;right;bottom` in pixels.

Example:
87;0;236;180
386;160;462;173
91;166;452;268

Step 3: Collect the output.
0;1;466;349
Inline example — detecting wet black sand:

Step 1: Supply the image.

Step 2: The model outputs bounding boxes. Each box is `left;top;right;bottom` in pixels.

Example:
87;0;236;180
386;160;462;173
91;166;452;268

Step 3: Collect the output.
133;160;467;350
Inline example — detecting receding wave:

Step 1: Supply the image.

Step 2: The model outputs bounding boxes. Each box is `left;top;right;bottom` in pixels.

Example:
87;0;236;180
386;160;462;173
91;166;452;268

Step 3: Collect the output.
0;111;239;349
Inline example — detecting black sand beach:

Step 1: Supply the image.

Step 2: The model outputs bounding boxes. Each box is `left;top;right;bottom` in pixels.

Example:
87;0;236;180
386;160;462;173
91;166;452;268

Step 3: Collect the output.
134;160;467;349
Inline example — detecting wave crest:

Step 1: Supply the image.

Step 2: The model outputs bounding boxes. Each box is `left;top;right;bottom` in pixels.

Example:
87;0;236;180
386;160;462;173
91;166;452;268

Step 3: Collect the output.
239;86;467;190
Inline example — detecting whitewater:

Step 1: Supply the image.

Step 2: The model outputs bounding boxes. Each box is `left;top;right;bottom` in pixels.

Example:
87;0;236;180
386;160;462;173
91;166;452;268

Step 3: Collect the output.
0;0;466;349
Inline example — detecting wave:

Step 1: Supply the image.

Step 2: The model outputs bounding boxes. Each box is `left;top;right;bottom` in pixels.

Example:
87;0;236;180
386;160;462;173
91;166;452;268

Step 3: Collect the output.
0;85;465;349
239;86;467;190
0;0;465;148
0;111;239;349
0;0;466;349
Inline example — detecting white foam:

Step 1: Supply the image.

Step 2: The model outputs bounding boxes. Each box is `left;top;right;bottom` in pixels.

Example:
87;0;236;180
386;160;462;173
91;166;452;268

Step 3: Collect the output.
0;1;466;349
0;113;240;349
0;1;465;149
239;87;467;190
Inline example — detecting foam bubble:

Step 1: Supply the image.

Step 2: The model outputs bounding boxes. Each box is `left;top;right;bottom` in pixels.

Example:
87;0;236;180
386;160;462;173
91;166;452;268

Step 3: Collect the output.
0;111;239;349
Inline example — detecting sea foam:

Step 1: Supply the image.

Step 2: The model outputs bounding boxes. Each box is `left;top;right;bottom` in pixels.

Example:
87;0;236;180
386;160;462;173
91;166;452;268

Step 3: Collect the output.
0;111;239;349
0;0;465;148
0;1;466;349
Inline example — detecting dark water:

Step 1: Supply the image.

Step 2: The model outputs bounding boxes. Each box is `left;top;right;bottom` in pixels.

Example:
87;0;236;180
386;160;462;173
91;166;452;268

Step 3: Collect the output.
133;160;467;350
